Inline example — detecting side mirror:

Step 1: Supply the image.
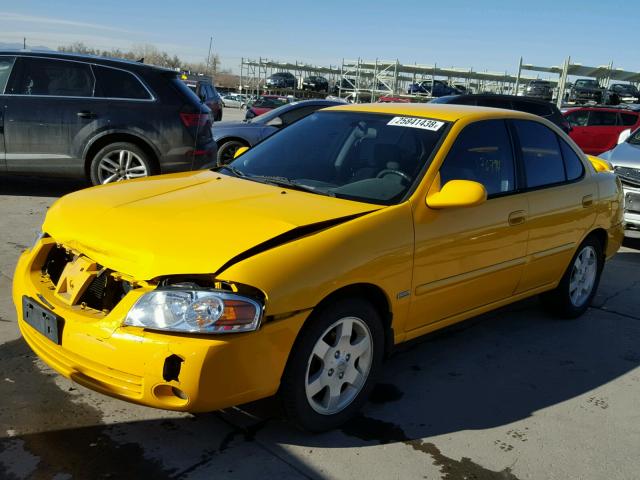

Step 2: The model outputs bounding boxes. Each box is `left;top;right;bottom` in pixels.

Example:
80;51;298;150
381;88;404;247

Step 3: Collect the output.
234;146;249;159
426;179;487;209
266;116;283;127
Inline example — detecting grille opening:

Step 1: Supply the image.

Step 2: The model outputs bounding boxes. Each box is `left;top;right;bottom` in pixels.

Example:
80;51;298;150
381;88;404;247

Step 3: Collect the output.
42;245;73;285
78;270;130;312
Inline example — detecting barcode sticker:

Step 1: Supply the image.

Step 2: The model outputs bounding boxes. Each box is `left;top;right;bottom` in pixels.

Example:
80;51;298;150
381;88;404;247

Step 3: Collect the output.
387;117;444;131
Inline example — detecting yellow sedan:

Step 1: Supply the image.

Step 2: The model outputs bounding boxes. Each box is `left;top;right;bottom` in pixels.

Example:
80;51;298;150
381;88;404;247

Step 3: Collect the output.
13;103;624;431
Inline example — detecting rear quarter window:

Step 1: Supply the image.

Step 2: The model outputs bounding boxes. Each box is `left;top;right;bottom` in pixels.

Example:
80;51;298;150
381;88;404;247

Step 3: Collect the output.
93;65;151;99
620;113;638;126
558;138;584;181
0;56;15;93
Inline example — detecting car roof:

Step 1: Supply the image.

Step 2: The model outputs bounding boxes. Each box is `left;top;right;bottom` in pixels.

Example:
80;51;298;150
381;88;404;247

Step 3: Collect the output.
324;103;539;123
0;49;174;73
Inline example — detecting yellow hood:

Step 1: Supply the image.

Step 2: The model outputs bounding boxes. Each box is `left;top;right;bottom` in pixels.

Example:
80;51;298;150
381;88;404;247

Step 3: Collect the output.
43;171;378;280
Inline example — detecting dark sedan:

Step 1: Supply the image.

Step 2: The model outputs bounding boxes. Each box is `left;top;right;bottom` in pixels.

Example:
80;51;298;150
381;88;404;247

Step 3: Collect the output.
213;99;345;165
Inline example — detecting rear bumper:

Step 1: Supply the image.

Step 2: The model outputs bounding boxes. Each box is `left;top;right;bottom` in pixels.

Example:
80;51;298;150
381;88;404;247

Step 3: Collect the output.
13;239;308;412
159;139;217;173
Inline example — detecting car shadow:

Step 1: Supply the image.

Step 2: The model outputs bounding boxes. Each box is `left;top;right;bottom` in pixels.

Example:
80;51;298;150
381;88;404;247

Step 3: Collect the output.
0;175;88;198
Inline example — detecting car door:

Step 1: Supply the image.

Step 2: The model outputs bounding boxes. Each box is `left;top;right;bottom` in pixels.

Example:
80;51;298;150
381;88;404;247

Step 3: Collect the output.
511;119;597;293
565;109;591;152
585;110;619;155
407;119;529;331
0;56;16;172
3;56;105;176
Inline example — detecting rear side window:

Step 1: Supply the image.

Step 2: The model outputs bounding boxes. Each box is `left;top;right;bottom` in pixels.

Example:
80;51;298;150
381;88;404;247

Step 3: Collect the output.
620;113;638;126
440;120;516;196
513;120;565;188
0;56;15;94
93;65;151;99
588;111;618;126
558;139;584;181
566;110;588;126
13;57;93;97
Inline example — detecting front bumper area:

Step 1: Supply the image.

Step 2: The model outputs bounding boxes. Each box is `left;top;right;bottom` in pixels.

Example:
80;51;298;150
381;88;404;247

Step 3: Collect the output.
13;239;309;412
622;185;640;231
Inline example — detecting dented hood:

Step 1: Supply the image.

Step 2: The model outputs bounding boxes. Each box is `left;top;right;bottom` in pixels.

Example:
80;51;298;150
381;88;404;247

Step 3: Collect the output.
43;171;378;280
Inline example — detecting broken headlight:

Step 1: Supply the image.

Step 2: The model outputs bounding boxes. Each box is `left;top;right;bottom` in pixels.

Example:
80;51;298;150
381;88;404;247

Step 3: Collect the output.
124;288;262;334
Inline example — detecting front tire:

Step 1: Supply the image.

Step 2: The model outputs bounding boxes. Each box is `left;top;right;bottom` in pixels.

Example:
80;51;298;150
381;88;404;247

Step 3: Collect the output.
280;298;384;432
89;142;155;186
541;236;604;318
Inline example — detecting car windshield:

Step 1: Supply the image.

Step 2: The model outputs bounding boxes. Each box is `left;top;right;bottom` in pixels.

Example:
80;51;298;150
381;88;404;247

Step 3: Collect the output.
250;102;298;123
225;111;448;205
253;97;288;108
627;128;640;145
576;80;599;88
615;84;637;94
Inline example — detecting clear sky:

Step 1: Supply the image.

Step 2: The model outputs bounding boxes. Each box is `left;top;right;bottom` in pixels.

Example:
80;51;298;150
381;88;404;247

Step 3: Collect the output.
1;0;638;76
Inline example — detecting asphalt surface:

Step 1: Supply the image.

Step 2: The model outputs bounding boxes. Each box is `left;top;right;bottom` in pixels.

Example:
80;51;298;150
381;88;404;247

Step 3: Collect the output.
0;108;639;479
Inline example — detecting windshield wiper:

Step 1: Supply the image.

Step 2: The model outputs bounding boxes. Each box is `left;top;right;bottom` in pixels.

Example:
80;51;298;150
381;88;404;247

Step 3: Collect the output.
250;175;335;197
215;165;247;177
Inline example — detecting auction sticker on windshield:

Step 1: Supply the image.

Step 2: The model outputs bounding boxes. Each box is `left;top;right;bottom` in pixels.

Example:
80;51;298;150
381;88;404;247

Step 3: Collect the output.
387;117;444;131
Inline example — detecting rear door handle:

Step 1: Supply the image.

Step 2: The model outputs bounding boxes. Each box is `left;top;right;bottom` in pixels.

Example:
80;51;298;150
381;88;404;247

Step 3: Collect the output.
582;194;594;208
508;210;527;226
77;111;97;119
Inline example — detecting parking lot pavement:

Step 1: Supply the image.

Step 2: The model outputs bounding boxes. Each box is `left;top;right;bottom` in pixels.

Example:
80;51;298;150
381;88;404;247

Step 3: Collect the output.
1;169;639;479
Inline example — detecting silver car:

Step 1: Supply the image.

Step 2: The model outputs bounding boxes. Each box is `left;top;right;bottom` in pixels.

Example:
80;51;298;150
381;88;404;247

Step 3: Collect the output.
600;128;640;232
221;94;246;109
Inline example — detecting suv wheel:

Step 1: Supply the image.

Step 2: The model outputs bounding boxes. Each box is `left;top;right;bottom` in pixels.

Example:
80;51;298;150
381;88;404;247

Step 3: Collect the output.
280;298;384;432
89;142;155;185
540;236;604;318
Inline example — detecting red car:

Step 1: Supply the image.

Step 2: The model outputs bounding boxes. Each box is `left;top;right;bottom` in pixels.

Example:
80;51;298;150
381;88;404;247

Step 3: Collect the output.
245;95;291;120
564;107;640;155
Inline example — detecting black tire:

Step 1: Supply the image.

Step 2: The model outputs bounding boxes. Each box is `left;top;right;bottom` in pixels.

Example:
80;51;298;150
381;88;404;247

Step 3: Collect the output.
280;297;384;432
540;235;604;318
216;140;247;166
89;142;155;186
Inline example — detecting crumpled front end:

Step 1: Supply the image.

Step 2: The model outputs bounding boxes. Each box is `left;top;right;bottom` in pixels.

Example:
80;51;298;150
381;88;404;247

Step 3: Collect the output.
13;236;309;412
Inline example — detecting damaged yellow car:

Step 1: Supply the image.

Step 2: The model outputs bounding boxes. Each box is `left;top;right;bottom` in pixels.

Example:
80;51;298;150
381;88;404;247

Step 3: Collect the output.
14;104;623;431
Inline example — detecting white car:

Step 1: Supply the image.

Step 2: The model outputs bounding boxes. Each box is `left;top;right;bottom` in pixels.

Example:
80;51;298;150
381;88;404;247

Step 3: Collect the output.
221;94;246;109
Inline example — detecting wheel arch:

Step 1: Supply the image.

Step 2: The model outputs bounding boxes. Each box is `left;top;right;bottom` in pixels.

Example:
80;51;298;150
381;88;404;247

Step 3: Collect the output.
584;227;608;254
216;136;250;149
83;132;161;178
311;283;394;358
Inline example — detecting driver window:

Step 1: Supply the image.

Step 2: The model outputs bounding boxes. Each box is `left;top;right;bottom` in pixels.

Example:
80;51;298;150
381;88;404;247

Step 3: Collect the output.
439;120;516;196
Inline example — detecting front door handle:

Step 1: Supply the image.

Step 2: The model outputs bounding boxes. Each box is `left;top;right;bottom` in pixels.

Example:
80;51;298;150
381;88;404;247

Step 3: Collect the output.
77;111;97;119
508;210;527;226
582;194;594;208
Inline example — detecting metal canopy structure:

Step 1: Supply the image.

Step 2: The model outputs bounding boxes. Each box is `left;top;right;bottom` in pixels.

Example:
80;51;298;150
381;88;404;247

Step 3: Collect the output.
239;56;640;105
516;57;640;107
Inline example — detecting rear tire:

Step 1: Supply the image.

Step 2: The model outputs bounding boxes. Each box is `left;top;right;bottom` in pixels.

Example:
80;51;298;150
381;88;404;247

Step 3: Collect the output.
216;140;247;166
540;236;604;318
89;142;155;186
280;297;384;432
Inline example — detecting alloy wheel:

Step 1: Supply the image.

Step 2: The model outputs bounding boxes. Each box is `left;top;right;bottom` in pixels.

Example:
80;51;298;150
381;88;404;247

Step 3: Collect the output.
97;149;149;184
569;245;597;307
305;316;373;415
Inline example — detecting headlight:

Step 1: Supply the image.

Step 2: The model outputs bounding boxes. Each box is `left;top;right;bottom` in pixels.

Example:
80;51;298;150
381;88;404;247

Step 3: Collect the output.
124;288;263;334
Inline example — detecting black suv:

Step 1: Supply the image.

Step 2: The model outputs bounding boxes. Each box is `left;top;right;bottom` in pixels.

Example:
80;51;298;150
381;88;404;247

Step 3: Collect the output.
0;51;216;185
301;76;329;92
431;94;571;133
524;80;553;101
265;72;296;89
183;74;224;121
569;79;605;104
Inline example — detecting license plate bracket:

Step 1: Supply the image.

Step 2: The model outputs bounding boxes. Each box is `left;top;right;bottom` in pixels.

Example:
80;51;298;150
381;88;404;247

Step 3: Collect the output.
22;296;64;344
